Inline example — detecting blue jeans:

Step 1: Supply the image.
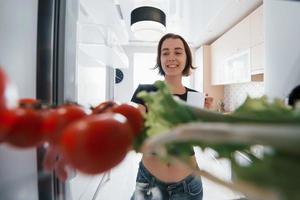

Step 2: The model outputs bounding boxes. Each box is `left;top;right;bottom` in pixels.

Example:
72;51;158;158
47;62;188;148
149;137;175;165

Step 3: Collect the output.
131;162;203;200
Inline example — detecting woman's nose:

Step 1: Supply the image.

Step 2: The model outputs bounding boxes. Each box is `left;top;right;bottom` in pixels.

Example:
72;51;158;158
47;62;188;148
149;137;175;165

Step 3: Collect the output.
168;55;175;61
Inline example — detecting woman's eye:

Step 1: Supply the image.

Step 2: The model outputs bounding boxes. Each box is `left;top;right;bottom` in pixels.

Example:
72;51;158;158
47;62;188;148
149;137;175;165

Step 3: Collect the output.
162;52;169;56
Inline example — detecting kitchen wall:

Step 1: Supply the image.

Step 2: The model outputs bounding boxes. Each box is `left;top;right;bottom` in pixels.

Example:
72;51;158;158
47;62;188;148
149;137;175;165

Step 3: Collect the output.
199;45;224;110
224;82;265;112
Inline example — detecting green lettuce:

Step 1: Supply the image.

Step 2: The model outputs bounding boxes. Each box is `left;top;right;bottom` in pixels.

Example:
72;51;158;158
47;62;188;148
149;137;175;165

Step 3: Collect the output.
138;81;300;138
134;80;300;200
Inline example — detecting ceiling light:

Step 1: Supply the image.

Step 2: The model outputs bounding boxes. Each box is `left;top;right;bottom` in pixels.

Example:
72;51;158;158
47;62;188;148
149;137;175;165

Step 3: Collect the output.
130;6;166;41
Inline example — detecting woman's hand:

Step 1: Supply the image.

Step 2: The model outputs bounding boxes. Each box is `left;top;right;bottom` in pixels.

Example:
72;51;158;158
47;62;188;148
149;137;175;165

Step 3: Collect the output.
137;104;146;114
43;144;75;182
204;94;213;109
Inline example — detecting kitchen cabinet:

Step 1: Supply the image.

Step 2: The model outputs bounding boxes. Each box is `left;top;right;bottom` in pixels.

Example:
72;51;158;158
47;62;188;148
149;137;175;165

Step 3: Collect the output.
211;5;263;85
224;49;251;84
250;42;264;74
227;17;251;56
250;5;264;47
250;5;264;75
211;17;251;85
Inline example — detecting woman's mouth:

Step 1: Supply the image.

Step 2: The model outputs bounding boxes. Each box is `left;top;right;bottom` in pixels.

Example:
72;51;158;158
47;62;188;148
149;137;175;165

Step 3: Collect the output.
167;64;178;68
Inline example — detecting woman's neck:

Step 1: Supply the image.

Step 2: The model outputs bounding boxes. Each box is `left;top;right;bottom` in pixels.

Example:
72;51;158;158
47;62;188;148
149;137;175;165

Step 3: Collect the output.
164;76;185;94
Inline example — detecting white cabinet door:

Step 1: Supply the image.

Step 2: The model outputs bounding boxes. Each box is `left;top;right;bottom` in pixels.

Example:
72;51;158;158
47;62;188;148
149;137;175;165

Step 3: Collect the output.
250;5;264;47
251;43;264;74
211;6;263;85
250;5;264;74
227;17;251;56
224;49;251;84
211;17;251;85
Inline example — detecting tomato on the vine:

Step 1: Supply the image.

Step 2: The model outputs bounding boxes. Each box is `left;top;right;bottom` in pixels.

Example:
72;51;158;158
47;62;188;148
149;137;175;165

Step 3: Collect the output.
5;108;44;148
92;100;144;137
112;103;144;137
0;110;14;142
60;113;133;174
91;100;119;114
42;104;88;144
18;98;42;109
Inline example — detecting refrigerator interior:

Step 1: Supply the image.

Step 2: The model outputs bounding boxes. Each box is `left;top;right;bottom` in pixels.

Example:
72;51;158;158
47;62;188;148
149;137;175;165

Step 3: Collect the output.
1;0;300;200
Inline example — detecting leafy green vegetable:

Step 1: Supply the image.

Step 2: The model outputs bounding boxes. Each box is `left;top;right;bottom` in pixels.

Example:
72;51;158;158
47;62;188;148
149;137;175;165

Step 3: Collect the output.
138;81;300;138
232;150;300;200
135;80;300;200
137;81;198;137
232;96;300;123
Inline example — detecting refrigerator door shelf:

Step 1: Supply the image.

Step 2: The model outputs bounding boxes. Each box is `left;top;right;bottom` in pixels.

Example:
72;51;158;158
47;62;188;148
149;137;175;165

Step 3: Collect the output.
78;43;129;68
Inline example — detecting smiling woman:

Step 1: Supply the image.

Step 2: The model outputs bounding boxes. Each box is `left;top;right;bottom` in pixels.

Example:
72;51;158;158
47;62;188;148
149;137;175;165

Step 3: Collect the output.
130;33;203;200
154;34;195;77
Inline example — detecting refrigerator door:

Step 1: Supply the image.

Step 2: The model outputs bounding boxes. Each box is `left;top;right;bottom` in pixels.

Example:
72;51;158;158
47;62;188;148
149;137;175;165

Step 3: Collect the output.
0;1;39;200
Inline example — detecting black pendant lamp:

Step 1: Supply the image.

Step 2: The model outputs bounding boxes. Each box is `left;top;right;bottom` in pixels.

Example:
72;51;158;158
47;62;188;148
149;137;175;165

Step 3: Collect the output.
130;6;166;41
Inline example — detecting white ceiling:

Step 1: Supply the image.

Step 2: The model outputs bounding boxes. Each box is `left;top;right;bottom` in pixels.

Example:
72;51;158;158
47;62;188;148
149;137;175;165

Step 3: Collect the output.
79;0;263;47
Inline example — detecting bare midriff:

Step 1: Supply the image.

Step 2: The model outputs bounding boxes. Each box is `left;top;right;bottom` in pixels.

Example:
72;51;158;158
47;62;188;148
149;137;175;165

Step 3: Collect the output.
141;154;198;183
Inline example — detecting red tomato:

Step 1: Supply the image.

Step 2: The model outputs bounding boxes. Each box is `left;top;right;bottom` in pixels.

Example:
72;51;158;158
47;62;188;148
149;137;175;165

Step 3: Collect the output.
0;68;9;110
5;108;44;148
0;128;6;142
18;98;42;109
42;104;88;144
91;100;119;114
0;110;15;142
112;103;144;137
60;113;133;174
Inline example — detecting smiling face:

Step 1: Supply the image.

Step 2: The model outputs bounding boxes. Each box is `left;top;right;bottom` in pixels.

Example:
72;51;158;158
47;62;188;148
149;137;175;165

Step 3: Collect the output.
160;38;187;77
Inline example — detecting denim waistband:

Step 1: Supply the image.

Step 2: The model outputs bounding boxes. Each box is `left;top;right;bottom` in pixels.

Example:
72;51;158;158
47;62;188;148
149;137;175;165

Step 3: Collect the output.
138;162;194;191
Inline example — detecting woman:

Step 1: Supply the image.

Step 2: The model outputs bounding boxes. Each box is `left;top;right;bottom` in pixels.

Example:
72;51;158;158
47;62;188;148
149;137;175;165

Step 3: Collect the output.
288;84;300;108
130;33;204;200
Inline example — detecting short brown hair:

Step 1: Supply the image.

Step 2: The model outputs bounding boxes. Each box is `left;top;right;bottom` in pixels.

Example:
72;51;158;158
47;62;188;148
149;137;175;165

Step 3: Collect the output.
288;85;300;108
154;33;195;76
